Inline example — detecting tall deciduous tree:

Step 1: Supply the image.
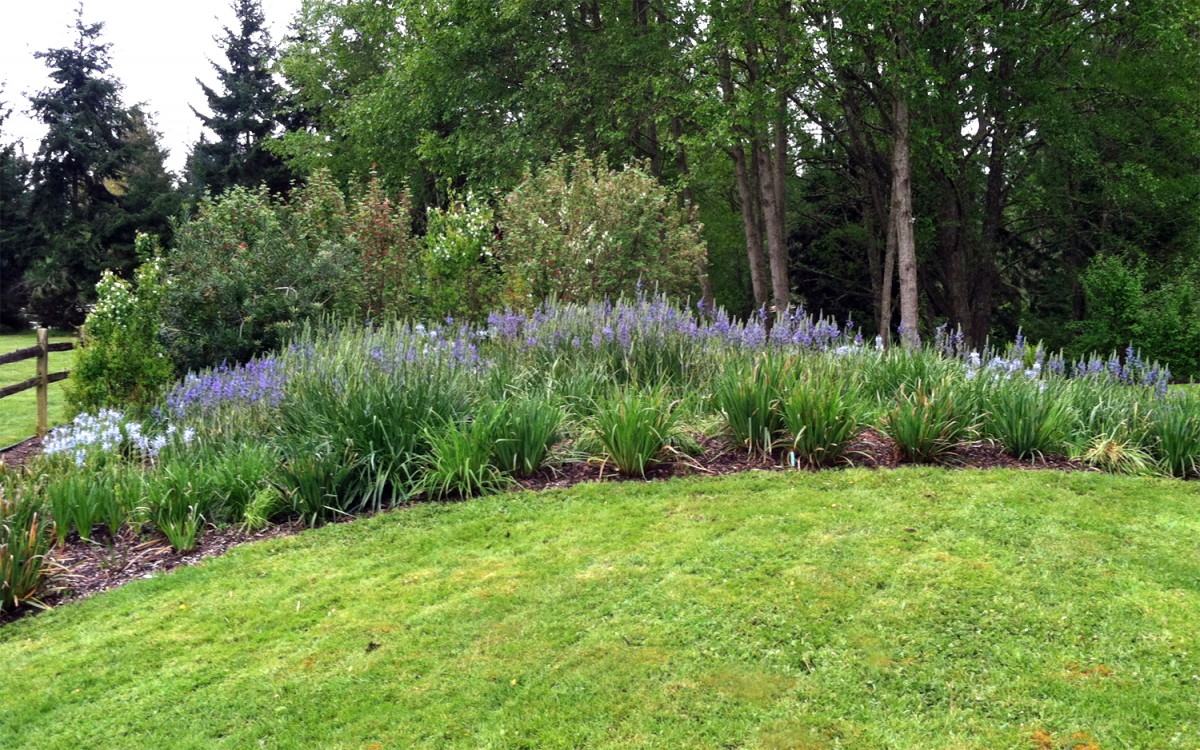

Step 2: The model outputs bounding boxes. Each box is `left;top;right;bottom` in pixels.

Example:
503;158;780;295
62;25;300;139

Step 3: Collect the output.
186;0;294;196
270;0;1200;361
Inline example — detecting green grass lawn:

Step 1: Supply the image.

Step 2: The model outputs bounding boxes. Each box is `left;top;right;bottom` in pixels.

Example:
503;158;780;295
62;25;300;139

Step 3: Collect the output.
2;469;1198;749
0;331;75;447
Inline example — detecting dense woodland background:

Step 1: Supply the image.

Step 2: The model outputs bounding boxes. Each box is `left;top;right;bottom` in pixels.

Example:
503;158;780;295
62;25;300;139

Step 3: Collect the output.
2;0;1198;376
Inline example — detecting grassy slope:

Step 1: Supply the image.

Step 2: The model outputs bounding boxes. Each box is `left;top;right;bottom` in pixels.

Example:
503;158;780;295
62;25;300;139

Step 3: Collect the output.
1;469;1198;749
0;332;75;447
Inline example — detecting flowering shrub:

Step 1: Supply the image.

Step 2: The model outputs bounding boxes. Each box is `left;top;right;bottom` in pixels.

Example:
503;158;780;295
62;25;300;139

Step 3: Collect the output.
159;171;418;373
500;151;707;306
422;191;502;321
67;234;175;417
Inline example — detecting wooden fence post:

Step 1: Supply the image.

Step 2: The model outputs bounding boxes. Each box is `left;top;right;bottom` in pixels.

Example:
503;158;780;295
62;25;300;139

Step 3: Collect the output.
36;328;49;438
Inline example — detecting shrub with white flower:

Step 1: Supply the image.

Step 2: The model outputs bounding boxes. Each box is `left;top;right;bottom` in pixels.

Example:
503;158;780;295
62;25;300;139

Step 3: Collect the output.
66;234;175;416
422;191;503;320
499;151;707;308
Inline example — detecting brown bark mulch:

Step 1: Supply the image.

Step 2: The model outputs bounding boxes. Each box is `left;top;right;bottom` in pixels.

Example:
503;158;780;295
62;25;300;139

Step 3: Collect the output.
0;521;306;626
0;430;1090;627
0;436;43;471
515;435;779;491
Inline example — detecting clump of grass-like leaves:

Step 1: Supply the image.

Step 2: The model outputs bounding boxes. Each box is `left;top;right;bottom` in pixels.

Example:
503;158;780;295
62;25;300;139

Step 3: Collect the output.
42;466;125;545
276;442;360;526
241;486;287;532
490;392;564;478
149;439;278;527
712;354;789;454
144;460;207;552
780;368;864;468
862;346;955;403
1147;393;1200;478
278;336;470;514
884;380;973;463
421;412;510;500
592;389;681;476
983;380;1073;460
0;478;54;613
1082;428;1154;475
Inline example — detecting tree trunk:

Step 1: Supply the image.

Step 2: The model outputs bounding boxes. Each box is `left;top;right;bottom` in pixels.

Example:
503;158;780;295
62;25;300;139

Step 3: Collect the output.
736;141;770;310
719;48;770;309
758;128;790;315
974;35;1014;347
891;94;919;347
934;172;971;333
975;131;1005;347
765;7;791;315
842;84;893;339
880;197;898;346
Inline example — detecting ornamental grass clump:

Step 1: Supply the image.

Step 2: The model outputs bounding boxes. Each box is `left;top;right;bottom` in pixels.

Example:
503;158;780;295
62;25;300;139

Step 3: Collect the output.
1147;392;1200;478
421;412;510;500
885;380;973;463
200;443;279;523
144;460;208;552
712;354;789;454
780;368;864;468
276;444;361;526
490;393;564;478
1082;428;1154;475
983;379;1073;460
863;346;955;404
148;438;279;527
0;479;53;613
592;389;681;476
278;325;474;512
42;468;123;545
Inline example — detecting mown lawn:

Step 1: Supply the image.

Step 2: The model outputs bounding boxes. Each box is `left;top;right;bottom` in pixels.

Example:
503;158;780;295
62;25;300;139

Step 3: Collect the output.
0;332;75;448
1;469;1198;749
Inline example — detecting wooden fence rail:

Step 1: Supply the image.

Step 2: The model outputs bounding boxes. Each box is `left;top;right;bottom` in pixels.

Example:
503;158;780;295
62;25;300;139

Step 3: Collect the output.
0;329;74;437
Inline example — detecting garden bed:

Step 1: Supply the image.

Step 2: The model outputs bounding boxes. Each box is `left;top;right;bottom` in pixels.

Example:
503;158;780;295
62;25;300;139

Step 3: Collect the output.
2;429;1087;627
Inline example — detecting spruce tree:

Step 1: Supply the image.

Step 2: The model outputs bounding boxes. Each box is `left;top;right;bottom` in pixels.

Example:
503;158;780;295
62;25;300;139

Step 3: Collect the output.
26;10;133;327
23;9;180;329
186;0;294;196
0;98;35;331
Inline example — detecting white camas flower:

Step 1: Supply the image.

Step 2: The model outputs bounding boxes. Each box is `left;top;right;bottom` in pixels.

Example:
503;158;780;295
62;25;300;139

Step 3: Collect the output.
44;409;195;462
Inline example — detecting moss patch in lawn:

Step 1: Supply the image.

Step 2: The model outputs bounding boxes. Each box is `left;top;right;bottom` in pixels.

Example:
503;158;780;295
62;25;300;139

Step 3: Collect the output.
1;469;1198;749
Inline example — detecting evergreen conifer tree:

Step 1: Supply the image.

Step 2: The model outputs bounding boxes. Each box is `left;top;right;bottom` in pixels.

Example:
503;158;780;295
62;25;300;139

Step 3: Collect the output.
186;0;294;196
26;9;133;327
0;98;36;331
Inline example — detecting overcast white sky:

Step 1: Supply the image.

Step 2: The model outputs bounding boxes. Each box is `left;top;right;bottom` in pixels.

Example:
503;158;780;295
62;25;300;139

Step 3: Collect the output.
1;0;303;175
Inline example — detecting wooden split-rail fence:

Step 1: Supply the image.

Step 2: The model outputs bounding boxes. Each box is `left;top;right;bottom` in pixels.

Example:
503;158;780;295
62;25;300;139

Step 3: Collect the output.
0;328;74;438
